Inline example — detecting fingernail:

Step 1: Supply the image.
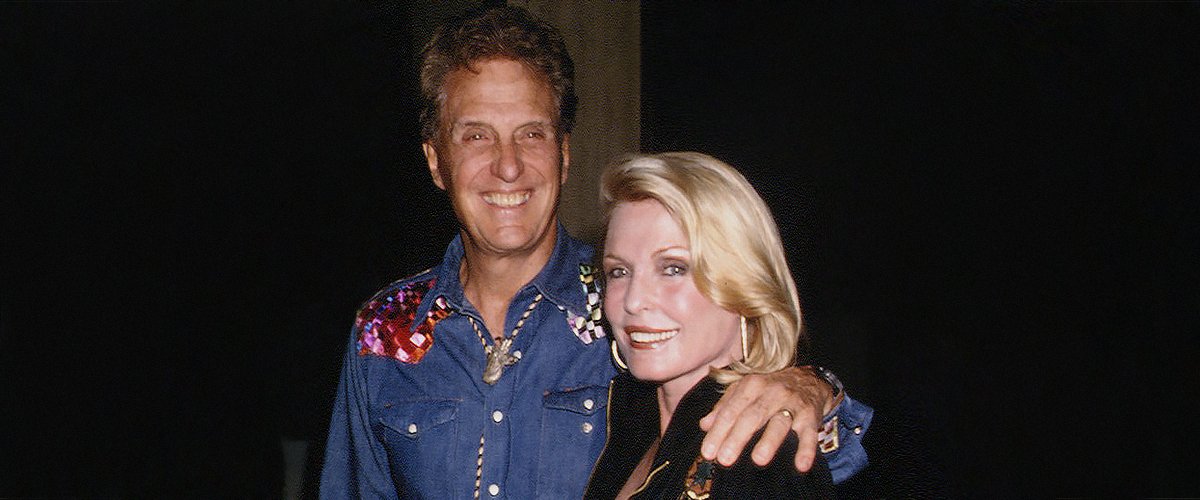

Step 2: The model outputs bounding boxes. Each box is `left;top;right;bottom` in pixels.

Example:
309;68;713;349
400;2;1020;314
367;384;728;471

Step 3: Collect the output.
701;443;715;458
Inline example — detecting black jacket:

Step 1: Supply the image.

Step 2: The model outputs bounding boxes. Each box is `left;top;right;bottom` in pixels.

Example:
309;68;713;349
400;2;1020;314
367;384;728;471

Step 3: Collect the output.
584;373;834;499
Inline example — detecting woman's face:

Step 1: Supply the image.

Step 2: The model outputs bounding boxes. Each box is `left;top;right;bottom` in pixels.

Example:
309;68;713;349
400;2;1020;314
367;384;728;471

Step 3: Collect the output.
603;199;741;394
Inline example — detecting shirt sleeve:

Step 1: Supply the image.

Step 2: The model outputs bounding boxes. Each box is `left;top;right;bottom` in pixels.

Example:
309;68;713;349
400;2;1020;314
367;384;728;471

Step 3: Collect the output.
821;392;874;484
319;333;400;499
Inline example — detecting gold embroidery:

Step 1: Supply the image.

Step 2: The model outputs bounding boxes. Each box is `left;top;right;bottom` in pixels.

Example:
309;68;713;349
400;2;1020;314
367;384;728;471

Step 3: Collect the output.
632;460;671;495
679;455;715;500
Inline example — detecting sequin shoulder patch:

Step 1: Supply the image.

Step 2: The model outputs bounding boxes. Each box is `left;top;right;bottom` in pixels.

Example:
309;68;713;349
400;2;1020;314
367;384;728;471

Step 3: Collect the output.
568;263;606;344
356;278;451;363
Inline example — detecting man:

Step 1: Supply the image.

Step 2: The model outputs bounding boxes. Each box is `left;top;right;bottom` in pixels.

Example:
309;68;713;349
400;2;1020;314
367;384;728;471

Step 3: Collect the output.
321;7;872;498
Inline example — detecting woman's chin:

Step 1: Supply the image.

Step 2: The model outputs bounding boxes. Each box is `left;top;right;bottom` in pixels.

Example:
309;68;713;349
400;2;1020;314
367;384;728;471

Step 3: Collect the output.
628;364;669;384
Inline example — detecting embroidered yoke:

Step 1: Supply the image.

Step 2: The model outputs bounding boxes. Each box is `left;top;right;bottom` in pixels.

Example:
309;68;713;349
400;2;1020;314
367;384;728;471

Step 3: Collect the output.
321;226;615;499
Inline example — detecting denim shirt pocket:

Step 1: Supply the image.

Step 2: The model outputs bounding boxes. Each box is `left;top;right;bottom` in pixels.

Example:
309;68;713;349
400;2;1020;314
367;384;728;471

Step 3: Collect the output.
376;399;461;491
536;385;609;498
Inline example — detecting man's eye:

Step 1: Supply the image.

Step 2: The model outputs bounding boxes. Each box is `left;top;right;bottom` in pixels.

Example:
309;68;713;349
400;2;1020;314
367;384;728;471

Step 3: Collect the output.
465;132;487;141
523;130;545;140
664;265;686;276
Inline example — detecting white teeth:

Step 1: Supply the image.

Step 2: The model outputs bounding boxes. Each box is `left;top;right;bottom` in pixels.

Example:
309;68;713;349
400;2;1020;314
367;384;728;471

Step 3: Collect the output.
483;191;530;207
628;330;678;344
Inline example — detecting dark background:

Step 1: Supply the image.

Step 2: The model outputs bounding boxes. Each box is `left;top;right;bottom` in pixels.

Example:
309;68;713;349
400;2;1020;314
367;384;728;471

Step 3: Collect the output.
4;2;1198;497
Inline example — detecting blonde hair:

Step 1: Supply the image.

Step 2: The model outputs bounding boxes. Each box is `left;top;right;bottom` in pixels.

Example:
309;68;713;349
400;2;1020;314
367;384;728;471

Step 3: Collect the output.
601;152;804;385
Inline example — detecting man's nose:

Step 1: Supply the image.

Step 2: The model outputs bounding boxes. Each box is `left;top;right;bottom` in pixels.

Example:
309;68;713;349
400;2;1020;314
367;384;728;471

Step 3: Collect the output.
491;140;523;183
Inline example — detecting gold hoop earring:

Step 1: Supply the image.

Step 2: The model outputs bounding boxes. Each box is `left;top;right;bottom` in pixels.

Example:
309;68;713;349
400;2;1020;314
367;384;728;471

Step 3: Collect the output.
611;340;628;371
740;316;749;361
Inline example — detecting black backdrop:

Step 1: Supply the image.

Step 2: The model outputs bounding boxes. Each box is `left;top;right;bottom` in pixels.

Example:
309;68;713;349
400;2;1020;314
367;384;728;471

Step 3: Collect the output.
641;3;1200;496
4;2;1198;497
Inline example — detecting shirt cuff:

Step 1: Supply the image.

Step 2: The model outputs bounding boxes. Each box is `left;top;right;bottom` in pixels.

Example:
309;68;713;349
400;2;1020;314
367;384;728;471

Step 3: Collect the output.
819;393;873;484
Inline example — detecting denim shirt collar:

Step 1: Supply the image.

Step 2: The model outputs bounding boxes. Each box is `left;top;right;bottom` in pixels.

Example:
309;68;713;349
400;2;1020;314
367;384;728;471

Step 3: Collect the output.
417;223;594;324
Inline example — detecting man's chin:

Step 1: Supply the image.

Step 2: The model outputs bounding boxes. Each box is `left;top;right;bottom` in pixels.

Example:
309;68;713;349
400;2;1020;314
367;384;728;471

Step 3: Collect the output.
471;229;545;255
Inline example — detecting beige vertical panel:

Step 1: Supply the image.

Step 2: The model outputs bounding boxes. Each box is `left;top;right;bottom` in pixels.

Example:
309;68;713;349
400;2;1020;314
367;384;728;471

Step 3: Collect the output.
513;1;641;245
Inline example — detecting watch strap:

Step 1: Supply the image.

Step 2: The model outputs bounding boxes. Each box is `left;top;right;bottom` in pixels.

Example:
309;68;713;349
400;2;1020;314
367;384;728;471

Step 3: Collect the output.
813;365;844;399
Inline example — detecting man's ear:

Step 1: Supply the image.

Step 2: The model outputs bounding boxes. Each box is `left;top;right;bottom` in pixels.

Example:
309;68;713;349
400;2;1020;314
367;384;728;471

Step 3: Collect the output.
559;133;571;185
422;142;447;190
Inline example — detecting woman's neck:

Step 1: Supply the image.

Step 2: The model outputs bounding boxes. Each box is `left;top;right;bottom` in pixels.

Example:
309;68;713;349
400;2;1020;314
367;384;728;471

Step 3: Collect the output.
655;371;710;435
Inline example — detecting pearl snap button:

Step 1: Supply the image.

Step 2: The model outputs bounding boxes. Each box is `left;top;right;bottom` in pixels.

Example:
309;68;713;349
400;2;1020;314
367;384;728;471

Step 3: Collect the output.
581;422;593;434
488;483;500;495
583;398;595;410
492;410;504;423
853;426;862;435
407;423;417;434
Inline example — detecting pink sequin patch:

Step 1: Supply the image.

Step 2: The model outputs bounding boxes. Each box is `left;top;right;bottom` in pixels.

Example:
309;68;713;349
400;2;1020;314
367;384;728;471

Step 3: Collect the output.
356;278;450;364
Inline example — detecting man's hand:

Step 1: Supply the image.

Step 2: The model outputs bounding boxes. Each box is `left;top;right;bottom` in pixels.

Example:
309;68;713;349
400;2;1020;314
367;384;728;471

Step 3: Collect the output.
698;366;835;472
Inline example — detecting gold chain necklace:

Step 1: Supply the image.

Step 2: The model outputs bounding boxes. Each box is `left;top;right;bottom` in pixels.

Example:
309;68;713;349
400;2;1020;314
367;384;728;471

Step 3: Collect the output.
467;293;543;385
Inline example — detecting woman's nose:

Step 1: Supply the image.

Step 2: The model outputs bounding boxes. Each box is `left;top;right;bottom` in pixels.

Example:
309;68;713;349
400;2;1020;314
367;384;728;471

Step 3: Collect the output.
622;272;653;314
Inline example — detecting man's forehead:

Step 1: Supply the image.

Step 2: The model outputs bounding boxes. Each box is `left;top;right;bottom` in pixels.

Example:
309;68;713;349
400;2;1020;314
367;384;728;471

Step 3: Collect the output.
454;56;548;84
445;60;552;99
440;62;557;129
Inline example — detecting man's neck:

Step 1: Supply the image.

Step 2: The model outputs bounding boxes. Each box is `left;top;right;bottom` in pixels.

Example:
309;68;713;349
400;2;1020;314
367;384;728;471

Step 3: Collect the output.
459;230;557;338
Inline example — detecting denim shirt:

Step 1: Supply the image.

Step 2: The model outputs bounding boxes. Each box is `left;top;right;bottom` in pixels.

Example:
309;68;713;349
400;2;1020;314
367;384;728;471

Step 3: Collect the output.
321;226;872;498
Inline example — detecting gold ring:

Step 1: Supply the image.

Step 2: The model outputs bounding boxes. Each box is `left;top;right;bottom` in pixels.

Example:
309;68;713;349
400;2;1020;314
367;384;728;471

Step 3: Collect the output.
779;408;795;420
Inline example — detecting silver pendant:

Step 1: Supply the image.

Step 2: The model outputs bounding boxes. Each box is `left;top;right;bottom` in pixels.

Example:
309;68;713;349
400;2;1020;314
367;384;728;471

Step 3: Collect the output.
482;337;521;385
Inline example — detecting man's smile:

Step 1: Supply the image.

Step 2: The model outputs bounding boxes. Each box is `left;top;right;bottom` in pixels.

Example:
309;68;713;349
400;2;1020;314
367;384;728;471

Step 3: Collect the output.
483;190;531;208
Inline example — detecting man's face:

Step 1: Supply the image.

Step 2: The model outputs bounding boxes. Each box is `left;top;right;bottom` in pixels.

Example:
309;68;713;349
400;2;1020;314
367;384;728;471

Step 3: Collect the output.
423;58;569;260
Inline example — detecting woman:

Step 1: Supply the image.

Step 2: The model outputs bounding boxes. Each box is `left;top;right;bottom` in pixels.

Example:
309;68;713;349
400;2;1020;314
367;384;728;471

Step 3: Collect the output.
584;152;834;499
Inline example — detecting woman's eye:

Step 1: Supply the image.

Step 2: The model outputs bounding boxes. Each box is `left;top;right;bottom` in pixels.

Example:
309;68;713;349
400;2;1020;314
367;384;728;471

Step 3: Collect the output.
664;265;686;276
606;267;628;279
